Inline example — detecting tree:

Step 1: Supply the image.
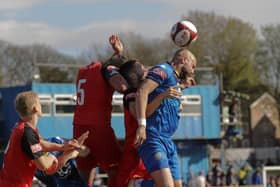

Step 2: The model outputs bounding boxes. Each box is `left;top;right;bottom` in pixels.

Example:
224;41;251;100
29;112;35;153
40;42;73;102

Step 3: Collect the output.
0;42;82;86
183;11;261;93
81;32;176;67
0;41;7;86
256;24;280;97
119;32;177;66
28;44;81;83
0;45;35;86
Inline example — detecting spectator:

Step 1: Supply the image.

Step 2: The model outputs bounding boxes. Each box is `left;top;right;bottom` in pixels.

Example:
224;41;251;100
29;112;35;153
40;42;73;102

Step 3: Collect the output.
187;172;197;187
206;171;214;187
197;170;206;187
267;176;276;187
212;162;225;186
238;166;247;185
276;175;280;187
215;169;226;186
226;165;238;186
252;167;263;185
212;162;222;177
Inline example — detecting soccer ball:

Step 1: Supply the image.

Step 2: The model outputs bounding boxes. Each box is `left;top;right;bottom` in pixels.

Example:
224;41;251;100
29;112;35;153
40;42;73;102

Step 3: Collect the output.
170;20;198;47
45;154;58;175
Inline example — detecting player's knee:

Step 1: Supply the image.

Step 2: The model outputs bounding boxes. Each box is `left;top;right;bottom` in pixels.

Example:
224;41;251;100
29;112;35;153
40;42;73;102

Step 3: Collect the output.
174;179;182;187
151;168;174;187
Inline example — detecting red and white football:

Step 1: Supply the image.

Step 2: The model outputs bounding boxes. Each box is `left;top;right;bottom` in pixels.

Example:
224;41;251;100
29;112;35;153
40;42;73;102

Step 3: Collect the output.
170;20;198;47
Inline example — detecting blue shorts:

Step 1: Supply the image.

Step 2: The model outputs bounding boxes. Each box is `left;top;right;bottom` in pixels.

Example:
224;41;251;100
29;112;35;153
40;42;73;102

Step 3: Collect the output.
137;135;181;180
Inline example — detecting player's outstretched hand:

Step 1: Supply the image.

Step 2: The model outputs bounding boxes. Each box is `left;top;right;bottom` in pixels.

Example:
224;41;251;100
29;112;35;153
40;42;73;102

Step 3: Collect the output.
63;131;89;151
109;34;123;56
161;86;183;100
64;145;90;159
63;139;80;151
77;131;89;146
134;125;146;147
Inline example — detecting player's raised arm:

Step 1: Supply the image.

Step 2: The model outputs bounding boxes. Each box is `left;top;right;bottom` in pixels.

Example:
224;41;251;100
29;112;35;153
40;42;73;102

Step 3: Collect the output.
102;34;129;93
109;34;124;56
40;131;89;152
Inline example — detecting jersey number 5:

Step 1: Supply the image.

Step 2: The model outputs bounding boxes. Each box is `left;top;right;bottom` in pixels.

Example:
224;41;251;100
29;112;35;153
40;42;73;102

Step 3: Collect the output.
77;79;86;105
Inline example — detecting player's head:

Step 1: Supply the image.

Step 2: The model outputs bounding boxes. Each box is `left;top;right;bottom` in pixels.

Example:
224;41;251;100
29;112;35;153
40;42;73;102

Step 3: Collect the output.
171;48;197;80
14;91;42;118
119;59;147;89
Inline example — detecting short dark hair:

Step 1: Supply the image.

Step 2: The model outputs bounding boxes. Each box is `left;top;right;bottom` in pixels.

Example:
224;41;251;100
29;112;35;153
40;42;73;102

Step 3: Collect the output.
104;55;127;68
119;59;144;88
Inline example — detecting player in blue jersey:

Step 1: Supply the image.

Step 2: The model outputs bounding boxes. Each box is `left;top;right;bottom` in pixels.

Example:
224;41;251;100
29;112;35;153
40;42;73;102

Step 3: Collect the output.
35;137;90;187
118;59;194;187
134;48;197;187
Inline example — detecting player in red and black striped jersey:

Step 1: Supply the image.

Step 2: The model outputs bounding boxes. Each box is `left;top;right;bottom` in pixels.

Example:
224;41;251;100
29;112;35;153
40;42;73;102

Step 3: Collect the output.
73;35;129;187
0;120;45;187
0;91;88;187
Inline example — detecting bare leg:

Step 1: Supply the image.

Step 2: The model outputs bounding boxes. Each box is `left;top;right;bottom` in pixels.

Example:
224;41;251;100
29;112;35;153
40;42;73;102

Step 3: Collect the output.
88;168;96;187
150;168;174;187
174;179;182;187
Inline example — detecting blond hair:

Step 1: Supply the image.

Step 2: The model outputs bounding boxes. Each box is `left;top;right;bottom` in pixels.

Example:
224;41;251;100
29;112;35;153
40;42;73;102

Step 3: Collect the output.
14;91;39;117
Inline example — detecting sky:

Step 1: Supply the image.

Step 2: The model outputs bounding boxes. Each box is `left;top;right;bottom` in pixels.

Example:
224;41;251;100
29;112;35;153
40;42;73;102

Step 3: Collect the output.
0;0;279;56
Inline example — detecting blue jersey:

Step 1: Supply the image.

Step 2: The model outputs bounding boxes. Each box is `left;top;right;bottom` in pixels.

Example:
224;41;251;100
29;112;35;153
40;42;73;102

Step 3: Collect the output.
146;62;181;138
137;62;182;179
35;137;87;187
